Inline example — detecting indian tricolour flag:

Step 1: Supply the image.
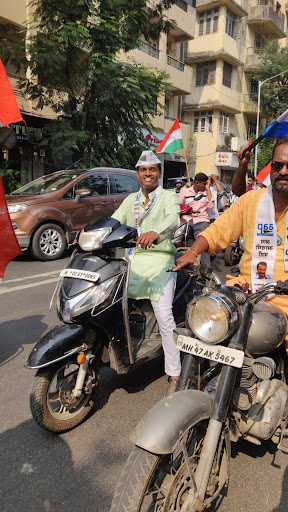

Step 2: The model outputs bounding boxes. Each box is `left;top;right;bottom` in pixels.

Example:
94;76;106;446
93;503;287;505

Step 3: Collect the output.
256;162;271;187
156;118;184;154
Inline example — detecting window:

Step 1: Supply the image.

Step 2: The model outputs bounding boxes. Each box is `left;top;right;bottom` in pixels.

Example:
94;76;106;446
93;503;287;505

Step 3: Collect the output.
247;121;256;139
254;34;264;53
250;80;258;101
196;61;216;86
223;62;232;88
113;175;139;194
219;112;229;133
77;174;109;196
199;8;219;36
194;111;213;133
226;9;236;39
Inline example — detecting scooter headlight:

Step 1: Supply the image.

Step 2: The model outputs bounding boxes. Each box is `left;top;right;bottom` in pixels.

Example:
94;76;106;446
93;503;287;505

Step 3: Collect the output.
186;292;239;344
71;276;119;317
78;227;112;251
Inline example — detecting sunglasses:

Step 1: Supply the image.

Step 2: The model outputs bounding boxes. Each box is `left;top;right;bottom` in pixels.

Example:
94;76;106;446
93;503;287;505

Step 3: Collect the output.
271;161;288;172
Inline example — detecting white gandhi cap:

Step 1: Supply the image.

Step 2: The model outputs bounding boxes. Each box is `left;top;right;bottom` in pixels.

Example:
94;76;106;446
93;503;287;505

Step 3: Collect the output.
135;150;162;168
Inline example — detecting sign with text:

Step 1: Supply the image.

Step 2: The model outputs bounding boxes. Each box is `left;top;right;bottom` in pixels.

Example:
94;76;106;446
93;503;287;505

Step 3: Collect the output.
215;152;233;166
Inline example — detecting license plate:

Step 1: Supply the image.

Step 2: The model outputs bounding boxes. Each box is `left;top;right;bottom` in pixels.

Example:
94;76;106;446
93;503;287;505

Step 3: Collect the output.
176;335;244;368
60;269;100;282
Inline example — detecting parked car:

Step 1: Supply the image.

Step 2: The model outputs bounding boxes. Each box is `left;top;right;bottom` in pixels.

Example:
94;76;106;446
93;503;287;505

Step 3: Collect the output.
6;167;139;261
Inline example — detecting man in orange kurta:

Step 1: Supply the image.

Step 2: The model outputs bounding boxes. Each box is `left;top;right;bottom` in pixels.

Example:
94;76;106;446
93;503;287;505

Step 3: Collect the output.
174;137;288;320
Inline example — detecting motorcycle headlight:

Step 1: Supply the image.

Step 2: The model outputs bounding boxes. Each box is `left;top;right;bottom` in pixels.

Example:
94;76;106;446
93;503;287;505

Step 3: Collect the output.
71;276;118;317
187;292;239;344
78;227;112;251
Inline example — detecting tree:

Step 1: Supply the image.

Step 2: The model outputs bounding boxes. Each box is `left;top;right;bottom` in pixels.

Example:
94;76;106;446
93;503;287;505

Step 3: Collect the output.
1;0;176;168
250;41;288;170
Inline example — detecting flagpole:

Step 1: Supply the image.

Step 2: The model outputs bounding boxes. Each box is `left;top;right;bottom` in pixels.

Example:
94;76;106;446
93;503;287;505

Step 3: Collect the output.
242;134;264;158
184;150;191;186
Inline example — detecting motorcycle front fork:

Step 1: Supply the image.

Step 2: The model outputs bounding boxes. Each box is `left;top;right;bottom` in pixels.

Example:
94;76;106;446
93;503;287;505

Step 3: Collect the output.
72;350;93;397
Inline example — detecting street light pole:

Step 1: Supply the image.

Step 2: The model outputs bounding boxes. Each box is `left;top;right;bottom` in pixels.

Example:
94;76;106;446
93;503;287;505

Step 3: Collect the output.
254;68;288;175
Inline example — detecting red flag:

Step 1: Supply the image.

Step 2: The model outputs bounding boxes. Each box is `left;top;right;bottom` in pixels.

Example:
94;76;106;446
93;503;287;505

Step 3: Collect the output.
256;162;271;187
0;58;24;126
0;176;21;279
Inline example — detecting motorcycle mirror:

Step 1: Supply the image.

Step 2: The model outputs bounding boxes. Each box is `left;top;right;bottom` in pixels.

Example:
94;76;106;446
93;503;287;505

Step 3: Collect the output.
194;192;204;201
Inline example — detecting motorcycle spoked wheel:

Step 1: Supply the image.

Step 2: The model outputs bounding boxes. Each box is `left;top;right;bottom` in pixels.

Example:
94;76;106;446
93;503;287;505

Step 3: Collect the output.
30;357;100;433
110;421;229;512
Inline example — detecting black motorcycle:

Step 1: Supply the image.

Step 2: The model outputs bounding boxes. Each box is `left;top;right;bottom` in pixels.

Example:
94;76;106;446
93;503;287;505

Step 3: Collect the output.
111;266;288;512
25;217;205;433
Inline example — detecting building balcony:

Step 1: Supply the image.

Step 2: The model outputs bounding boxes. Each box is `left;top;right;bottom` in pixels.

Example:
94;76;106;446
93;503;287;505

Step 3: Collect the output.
166;56;191;94
196;0;247;17
167;55;185;72
247;4;286;39
242;93;258;114
185;49;244;67
167;0;196;41
244;48;261;72
138;40;160;59
182;101;241;115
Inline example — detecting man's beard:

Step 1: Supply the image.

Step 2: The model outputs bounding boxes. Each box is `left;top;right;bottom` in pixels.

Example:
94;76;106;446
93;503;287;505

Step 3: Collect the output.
273;178;288;193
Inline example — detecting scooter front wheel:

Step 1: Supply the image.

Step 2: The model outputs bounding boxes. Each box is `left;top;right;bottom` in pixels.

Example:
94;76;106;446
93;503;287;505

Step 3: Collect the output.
30;357;99;433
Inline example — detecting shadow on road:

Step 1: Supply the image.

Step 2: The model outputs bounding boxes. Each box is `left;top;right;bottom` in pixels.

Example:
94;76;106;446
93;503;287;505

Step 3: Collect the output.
0;419;106;512
0;315;47;367
91;354;165;416
272;464;288;512
231;437;277;461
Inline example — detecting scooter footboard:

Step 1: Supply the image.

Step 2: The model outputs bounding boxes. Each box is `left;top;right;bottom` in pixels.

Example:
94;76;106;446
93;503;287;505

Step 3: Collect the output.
25;324;95;369
130;390;213;455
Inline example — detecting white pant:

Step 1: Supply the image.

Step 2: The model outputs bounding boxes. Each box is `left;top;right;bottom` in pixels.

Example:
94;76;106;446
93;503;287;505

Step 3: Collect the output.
151;273;181;377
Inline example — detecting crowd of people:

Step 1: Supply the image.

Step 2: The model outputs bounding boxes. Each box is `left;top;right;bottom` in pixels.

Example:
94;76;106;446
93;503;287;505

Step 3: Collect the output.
111;141;287;397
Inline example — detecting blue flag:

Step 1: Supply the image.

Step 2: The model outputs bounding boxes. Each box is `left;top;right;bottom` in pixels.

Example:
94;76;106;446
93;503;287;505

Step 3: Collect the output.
262;108;288;138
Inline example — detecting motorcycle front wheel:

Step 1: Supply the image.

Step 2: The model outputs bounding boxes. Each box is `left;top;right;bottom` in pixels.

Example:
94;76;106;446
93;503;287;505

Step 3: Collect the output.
30;357;99;433
110;421;229;512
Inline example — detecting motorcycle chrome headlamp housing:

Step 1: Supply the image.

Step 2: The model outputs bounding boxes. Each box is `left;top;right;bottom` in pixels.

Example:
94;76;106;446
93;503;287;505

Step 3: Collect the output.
187;292;239;344
78;227;112;251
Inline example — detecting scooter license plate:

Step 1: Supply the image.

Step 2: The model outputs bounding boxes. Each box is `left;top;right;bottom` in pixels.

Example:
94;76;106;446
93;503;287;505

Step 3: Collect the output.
60;269;100;282
176;335;244;368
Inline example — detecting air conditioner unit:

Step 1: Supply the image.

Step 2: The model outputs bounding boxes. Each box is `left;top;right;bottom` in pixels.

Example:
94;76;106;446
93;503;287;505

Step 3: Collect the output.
231;137;249;152
231;137;239;151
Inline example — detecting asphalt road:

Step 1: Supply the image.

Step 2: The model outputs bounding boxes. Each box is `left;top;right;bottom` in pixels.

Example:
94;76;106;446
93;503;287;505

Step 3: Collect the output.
0;249;288;512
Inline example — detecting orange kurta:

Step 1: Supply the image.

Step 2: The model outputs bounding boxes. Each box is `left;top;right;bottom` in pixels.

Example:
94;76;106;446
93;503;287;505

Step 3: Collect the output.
200;188;288;315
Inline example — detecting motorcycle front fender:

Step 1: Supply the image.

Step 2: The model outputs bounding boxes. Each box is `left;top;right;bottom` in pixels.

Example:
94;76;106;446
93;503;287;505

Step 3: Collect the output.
130;390;213;455
25;324;95;369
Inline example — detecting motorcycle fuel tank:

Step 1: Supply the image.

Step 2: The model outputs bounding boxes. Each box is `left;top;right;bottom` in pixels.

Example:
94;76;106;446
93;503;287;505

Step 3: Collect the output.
246;301;288;357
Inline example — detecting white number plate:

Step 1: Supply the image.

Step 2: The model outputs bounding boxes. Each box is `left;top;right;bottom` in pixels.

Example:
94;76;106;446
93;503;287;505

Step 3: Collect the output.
60;269;100;282
176;335;244;368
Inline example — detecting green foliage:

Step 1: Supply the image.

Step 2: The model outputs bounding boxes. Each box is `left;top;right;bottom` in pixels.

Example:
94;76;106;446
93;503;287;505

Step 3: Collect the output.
251;41;288;120
0;162;23;193
1;0;175;168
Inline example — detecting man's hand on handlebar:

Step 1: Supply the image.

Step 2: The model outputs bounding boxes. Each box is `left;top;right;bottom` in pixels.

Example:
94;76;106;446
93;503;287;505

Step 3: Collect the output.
137;231;159;249
173;251;199;271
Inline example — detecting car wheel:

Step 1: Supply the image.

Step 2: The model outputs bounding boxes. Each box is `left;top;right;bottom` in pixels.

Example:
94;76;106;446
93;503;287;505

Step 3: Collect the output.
31;223;66;261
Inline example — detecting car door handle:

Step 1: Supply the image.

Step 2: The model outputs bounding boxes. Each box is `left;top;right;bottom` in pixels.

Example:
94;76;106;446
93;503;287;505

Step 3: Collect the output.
100;201;108;205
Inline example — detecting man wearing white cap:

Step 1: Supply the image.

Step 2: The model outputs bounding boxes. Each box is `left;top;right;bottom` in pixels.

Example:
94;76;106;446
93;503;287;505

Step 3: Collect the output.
112;150;181;396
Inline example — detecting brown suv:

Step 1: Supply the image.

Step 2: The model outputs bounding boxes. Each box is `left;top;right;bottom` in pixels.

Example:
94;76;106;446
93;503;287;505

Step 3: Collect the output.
6;167;139;261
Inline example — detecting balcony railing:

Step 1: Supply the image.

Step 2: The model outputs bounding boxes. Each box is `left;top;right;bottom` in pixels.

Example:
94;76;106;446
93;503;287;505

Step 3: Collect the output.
138;40;160;59
248;4;285;34
176;0;196;9
167;55;185;71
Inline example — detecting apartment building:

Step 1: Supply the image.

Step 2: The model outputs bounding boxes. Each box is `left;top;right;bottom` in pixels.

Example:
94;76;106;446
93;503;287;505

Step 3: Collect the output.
183;0;286;184
0;1;57;182
120;0;196;184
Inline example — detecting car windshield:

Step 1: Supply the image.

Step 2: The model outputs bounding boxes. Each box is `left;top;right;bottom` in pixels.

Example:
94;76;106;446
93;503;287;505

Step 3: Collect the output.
11;173;79;195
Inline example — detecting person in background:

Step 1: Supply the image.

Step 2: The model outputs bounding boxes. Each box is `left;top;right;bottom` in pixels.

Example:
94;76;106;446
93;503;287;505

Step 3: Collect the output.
174;179;184;193
178;172;214;264
207;173;225;221
246;173;255;192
